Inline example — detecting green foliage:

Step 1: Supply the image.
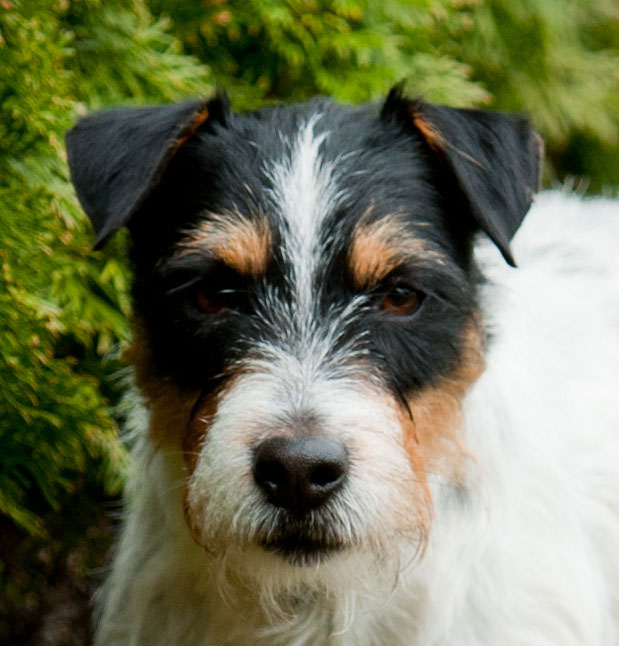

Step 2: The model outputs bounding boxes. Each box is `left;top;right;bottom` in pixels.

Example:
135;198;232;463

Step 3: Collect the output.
67;0;210;106
0;0;210;535
148;0;489;108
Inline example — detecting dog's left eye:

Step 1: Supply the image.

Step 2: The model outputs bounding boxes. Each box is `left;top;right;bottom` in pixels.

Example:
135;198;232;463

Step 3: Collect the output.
379;286;424;316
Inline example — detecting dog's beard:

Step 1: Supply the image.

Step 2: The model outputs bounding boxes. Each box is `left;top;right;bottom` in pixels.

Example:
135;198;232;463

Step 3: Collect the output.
186;492;426;614
206;530;419;629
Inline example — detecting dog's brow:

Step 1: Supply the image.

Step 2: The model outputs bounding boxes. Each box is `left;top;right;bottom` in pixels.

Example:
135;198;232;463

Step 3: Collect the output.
175;212;272;277
348;214;447;288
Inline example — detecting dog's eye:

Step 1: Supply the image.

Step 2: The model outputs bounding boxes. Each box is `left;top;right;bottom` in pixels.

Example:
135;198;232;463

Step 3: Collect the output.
380;286;424;316
195;287;241;314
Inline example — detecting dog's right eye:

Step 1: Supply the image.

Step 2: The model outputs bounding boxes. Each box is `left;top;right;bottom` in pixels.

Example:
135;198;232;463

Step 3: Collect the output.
380;286;423;316
194;285;243;315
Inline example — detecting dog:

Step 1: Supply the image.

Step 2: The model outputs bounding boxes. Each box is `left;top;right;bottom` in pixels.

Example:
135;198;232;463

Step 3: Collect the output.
66;89;619;646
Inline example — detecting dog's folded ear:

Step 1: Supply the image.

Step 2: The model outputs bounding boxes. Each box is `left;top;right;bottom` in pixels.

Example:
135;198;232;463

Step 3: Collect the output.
382;89;543;266
66;97;226;248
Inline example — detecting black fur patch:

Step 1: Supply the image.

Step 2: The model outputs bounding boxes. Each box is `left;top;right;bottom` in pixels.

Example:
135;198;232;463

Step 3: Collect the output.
67;92;541;401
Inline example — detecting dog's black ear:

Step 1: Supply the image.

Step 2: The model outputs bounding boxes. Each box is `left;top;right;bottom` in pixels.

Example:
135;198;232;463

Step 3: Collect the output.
66;96;228;248
381;89;543;266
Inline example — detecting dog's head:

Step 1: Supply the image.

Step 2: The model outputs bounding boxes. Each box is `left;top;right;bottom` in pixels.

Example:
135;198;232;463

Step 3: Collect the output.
67;90;541;575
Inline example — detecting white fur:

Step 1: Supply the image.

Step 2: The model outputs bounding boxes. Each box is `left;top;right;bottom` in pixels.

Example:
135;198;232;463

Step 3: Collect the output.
95;190;619;646
265;117;344;317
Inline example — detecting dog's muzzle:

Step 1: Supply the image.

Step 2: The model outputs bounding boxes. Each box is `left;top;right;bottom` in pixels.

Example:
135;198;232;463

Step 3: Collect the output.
252;435;349;562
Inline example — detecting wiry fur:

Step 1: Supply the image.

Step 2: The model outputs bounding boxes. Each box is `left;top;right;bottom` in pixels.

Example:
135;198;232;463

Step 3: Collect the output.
65;94;619;645
93;191;619;646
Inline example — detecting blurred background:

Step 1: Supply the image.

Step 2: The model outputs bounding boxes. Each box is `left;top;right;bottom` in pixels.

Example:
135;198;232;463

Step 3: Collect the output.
0;0;617;643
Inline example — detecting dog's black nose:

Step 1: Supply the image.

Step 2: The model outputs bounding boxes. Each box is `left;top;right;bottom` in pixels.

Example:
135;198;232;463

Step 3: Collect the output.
253;436;348;515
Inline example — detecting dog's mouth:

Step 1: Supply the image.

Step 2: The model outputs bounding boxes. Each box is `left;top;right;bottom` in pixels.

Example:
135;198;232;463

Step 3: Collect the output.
260;533;346;565
257;515;349;565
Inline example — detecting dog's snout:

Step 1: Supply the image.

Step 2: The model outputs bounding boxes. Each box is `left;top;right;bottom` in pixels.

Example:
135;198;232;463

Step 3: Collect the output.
253;436;348;515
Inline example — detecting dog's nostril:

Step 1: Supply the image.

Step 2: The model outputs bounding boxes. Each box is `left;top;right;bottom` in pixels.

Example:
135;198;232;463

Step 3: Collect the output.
253;436;348;515
309;463;344;488
255;459;288;490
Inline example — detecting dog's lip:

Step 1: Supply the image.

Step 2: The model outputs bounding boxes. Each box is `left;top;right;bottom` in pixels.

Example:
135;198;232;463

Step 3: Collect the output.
259;533;346;564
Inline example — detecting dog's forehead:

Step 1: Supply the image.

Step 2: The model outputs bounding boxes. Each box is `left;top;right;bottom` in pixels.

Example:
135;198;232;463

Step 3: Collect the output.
171;99;449;281
234;99;437;226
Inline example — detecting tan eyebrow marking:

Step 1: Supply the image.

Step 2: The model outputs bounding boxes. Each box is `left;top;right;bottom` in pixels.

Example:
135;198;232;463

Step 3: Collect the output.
176;211;272;277
348;211;447;289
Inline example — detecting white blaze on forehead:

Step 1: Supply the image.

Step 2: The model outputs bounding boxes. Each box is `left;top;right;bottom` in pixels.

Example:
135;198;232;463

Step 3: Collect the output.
266;115;344;315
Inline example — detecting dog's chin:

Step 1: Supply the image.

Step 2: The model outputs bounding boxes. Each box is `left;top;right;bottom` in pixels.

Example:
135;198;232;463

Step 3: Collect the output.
260;534;346;566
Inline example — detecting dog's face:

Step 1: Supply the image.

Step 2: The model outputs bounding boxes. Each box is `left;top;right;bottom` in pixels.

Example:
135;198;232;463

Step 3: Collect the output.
67;91;541;573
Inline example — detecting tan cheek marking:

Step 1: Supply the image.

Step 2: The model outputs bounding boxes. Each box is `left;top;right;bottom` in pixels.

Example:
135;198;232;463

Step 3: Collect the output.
402;322;485;485
396;406;432;547
124;333;199;450
348;215;447;289
125;327;242;549
182;393;216;473
183;489;205;549
177;213;272;277
125;323;242;471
